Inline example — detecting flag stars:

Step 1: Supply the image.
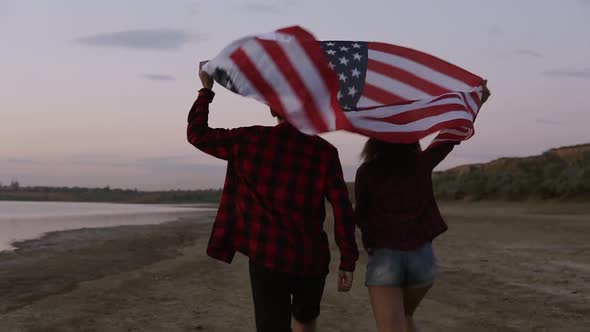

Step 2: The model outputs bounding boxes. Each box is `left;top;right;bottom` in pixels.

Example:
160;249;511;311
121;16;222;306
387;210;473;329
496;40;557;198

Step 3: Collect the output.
319;41;365;110
338;72;347;82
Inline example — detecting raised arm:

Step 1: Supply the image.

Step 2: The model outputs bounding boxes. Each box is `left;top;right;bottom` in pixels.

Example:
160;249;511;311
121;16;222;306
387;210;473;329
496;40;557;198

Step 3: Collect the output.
422;81;491;170
422;142;457;170
186;61;245;160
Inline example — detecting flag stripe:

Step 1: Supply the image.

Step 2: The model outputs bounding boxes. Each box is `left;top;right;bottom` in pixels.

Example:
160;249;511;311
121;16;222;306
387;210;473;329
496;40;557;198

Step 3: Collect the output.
368;49;471;91
349;110;473;133
281;27;340;130
367;59;449;97
462;92;479;118
365;69;432;101
362;83;405;105
357;96;381;109
469;90;482;116
256;38;325;132
432;126;475;142
380;104;470;125
350;93;467;118
369;42;482;87
458;92;476;118
351;119;474;144
279;39;333;131
203;37;262;98
241;40;301;110
436;132;470;140
368;48;472;92
229;48;286;117
441;127;472;136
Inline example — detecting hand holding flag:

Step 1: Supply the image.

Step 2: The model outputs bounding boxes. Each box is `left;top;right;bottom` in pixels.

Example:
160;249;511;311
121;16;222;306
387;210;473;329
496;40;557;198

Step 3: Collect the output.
199;61;214;90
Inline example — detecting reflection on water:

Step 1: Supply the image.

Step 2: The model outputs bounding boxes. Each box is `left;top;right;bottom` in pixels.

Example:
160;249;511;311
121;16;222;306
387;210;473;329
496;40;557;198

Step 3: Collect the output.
0;201;214;251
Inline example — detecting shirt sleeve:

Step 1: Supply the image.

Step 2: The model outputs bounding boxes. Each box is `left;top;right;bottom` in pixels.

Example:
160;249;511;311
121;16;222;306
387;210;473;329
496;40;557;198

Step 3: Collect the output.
187;88;246;160
325;148;359;272
422;141;458;170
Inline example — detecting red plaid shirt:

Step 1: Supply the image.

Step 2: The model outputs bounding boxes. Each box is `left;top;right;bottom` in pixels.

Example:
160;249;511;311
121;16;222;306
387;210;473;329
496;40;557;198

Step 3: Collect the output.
187;89;358;276
354;143;456;251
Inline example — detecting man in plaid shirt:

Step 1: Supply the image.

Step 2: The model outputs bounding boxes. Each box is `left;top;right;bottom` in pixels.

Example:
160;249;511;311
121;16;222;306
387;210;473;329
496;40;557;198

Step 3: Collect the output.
187;62;359;332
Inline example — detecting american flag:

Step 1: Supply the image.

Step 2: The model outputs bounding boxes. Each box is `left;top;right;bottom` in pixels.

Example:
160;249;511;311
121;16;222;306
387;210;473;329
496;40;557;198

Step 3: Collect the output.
203;26;485;145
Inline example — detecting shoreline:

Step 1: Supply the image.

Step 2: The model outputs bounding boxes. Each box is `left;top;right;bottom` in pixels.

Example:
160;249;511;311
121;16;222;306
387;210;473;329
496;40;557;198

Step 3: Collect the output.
0;210;216;314
0;201;217;252
6;212;214;254
1;204;589;331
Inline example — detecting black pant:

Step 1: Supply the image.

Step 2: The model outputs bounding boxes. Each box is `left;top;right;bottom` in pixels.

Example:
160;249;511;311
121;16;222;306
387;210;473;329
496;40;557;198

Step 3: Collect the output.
249;261;326;332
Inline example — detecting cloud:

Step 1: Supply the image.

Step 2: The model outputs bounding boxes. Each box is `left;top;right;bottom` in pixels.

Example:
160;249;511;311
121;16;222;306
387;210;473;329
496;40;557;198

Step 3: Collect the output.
75;29;201;51
243;3;281;13
6;159;40;165
64;154;127;167
187;2;201;15
242;1;299;14
142;74;176;81
535;118;569;127
543;68;590;79
579;0;590;5
488;25;503;35
134;156;215;173
504;48;543;58
0;155;227;190
64;155;223;174
61;154;224;172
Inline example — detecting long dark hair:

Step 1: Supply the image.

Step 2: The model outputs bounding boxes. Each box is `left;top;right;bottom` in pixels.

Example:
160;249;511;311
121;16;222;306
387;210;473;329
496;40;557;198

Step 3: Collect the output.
360;138;422;164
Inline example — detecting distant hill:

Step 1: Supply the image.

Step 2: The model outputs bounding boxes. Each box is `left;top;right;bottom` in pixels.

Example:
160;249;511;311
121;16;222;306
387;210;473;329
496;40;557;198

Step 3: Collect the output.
3;144;589;204
432;143;590;201
0;185;222;204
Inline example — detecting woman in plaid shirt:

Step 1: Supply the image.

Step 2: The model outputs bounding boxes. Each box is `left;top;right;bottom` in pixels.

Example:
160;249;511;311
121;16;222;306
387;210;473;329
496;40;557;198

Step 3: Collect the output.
355;84;490;332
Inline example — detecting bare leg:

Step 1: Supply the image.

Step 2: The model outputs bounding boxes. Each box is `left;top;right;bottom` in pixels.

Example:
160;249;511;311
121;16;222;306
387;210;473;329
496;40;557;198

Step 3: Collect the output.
293;319;316;332
368;286;406;332
402;285;432;332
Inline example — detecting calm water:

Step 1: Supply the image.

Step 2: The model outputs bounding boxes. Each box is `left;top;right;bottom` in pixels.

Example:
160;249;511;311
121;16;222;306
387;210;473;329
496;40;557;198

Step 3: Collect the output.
0;201;215;251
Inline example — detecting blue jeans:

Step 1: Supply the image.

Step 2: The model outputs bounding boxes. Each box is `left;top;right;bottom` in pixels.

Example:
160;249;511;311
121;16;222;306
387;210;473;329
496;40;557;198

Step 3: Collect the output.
365;243;437;288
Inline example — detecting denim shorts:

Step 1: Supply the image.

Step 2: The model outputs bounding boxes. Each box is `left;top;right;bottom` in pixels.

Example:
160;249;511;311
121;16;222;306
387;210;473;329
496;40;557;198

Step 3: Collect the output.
365;243;437;288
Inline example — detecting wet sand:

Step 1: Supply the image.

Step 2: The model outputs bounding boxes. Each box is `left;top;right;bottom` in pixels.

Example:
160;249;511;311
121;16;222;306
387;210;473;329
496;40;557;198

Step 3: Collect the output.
0;202;214;251
0;204;589;331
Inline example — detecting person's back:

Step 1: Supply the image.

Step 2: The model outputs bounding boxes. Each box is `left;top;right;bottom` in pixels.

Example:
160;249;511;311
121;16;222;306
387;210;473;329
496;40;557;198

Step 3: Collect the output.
355;81;491;332
187;61;358;332
353;139;456;332
355;142;454;251
203;121;355;275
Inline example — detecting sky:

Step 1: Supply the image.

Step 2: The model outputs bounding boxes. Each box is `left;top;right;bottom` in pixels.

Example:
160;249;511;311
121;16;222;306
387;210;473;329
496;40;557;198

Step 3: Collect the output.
1;0;589;190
